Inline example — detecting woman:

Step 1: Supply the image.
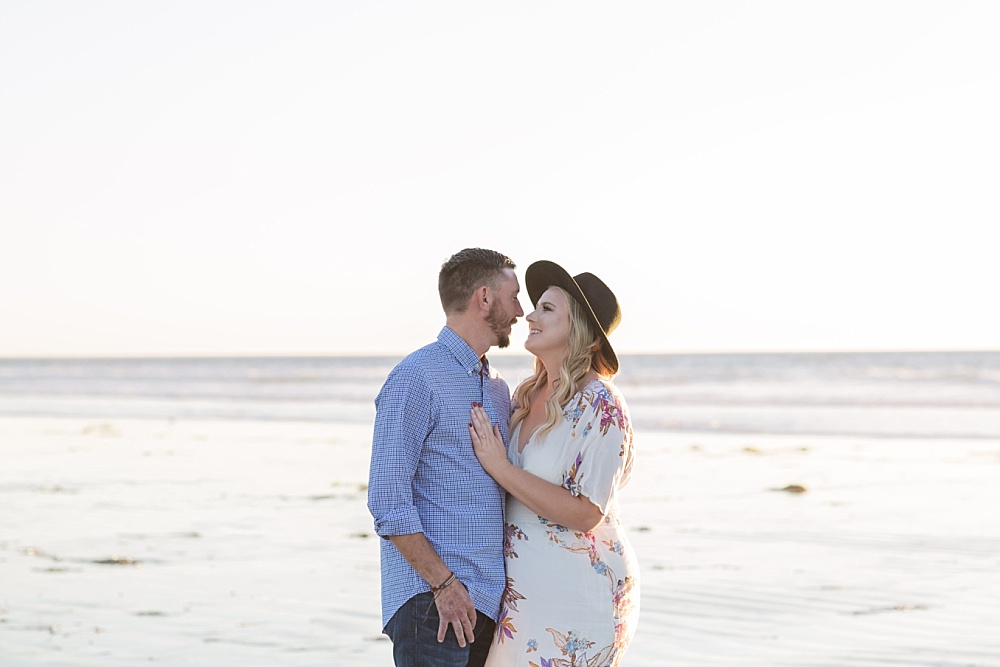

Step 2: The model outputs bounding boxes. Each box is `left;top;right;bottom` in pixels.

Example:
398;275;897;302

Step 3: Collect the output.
469;260;639;667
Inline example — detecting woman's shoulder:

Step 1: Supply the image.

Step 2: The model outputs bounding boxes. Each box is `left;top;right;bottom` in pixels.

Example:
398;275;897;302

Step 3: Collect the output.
581;376;626;405
566;377;630;429
563;378;632;440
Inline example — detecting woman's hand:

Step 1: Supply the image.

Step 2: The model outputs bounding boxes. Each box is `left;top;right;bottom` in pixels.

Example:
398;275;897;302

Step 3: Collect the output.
470;403;605;533
469;403;510;479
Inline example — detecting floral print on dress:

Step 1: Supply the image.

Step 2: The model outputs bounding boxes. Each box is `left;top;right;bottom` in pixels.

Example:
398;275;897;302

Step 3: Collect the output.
496;607;516;644
505;523;529;559
563;452;585;497
539;521;617;588
486;379;638;667
612;576;637;646
566;382;630;440
526;627;621;667
496;576;526;644
532;518;636;661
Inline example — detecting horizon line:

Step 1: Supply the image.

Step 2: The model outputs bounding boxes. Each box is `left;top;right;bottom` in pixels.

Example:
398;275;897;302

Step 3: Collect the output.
1;347;997;361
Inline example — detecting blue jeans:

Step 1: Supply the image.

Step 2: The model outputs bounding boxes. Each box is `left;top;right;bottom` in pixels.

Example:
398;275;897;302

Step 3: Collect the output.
384;592;496;667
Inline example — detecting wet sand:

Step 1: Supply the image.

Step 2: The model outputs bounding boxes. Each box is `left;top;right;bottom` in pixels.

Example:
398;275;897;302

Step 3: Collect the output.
1;416;998;665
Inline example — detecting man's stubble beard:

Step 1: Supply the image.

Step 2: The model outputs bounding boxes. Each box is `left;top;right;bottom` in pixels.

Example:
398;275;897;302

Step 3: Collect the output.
487;301;513;349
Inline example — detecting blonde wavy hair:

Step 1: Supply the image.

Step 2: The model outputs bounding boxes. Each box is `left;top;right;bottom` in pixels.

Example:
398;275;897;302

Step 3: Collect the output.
510;286;618;442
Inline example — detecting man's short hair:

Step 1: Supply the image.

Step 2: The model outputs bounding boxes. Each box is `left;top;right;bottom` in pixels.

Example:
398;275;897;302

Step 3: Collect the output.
438;248;516;314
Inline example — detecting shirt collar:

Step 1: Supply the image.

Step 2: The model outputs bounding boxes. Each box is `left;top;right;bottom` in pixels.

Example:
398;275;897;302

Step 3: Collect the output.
438;326;490;377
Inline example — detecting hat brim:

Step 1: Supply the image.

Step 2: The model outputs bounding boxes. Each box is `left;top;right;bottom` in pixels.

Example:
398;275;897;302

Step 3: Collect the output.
525;260;619;374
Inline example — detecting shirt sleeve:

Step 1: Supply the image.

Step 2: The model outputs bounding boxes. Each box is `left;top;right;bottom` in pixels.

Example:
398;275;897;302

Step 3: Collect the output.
367;365;435;538
560;385;634;515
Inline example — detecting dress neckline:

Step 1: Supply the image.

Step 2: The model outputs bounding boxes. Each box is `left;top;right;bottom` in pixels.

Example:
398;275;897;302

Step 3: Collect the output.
515;377;605;454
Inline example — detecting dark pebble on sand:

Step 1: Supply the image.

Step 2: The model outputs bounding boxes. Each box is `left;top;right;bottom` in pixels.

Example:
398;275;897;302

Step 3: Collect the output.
93;556;141;566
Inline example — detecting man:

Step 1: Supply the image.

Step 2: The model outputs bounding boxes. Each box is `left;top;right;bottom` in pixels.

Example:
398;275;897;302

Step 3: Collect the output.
368;248;524;667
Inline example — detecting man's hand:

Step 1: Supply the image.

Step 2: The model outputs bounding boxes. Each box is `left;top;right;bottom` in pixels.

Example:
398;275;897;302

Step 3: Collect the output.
387;533;480;647
433;579;478;646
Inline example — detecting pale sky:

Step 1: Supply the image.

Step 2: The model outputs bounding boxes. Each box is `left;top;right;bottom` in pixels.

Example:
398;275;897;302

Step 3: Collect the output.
2;2;998;358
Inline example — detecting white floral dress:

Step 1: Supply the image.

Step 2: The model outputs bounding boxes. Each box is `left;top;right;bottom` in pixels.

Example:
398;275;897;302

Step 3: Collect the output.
485;379;639;667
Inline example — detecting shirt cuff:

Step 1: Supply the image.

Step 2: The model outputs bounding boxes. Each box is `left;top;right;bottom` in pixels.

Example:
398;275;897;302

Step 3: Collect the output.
373;506;424;538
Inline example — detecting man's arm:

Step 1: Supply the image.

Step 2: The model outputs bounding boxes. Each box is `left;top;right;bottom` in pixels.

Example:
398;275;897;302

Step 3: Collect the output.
368;366;478;647
387;533;478;647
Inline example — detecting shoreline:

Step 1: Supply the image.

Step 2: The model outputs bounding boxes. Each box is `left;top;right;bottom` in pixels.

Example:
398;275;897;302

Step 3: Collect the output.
2;415;999;665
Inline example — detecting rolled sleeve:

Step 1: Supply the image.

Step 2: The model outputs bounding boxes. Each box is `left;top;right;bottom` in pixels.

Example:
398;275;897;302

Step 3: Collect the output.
373;505;423;538
367;366;434;538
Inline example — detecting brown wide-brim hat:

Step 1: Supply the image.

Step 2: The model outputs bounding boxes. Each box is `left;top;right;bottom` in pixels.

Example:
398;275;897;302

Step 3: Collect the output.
525;260;622;373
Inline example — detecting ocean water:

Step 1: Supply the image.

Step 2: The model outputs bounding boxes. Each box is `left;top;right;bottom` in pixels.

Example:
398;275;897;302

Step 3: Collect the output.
1;350;998;440
2;352;999;666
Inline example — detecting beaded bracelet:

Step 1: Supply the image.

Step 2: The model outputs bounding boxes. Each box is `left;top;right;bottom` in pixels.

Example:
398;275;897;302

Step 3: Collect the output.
431;572;457;597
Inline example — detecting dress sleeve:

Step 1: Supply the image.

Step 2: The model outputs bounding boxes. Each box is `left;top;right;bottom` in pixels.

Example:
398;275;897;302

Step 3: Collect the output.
560;382;634;515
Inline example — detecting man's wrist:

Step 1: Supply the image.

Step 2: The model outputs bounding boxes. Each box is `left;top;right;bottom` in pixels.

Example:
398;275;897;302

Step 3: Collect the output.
431;571;457;597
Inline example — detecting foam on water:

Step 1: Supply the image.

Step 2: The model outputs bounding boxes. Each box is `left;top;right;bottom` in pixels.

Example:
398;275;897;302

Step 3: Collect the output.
2;351;999;438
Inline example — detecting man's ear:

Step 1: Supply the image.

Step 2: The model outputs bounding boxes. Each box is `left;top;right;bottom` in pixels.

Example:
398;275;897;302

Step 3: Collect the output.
476;286;491;312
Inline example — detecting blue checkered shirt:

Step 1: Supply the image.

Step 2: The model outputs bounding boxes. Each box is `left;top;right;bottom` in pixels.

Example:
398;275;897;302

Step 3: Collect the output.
367;327;511;629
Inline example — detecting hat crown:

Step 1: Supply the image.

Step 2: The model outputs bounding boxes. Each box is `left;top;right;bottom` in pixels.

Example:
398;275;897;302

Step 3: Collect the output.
573;272;621;336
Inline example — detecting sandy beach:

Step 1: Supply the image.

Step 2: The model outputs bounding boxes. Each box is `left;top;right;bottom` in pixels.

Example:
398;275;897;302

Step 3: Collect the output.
2;412;998;666
4;0;999;662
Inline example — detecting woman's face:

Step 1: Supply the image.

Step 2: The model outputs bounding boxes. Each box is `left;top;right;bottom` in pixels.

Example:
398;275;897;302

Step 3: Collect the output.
524;287;571;358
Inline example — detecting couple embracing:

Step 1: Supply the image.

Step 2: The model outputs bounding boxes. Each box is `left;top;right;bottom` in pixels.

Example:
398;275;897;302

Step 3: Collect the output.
367;248;639;667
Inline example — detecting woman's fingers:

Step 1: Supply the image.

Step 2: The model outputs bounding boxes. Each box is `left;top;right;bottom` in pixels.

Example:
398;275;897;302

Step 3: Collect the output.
470;404;492;438
469;406;488;448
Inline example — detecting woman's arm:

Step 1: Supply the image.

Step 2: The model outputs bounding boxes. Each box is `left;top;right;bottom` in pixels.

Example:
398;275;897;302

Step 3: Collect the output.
470;404;604;533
